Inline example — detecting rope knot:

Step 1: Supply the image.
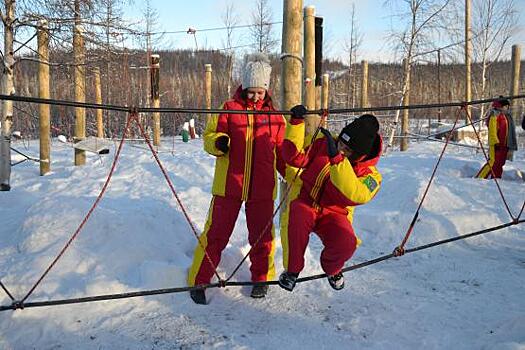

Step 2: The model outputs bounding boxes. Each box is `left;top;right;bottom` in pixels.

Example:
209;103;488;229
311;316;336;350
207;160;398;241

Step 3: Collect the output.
11;300;24;310
393;246;405;257
218;279;226;288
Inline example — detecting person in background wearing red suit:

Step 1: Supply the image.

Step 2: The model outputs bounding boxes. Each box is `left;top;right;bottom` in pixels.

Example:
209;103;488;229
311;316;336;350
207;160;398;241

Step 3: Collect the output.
187;54;286;304
278;105;382;292
476;97;518;179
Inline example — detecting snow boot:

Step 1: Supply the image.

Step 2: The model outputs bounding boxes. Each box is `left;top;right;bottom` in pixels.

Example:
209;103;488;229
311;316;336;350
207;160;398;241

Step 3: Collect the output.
250;285;269;298
327;272;344;290
190;288;207;305
278;271;298;292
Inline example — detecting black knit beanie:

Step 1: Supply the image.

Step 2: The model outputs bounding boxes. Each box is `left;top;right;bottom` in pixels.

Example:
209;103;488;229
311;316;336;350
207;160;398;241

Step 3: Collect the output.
338;114;379;156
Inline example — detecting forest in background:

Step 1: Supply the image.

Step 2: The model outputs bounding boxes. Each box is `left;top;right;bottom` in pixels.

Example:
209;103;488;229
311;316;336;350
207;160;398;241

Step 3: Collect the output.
12;49;524;138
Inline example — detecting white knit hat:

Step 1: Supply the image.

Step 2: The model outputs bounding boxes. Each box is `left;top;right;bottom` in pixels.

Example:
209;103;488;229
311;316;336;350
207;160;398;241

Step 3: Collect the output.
242;53;272;90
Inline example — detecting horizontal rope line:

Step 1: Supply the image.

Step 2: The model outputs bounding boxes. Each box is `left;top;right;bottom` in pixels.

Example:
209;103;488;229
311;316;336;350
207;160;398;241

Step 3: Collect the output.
1;219;522;312
1;94;524;116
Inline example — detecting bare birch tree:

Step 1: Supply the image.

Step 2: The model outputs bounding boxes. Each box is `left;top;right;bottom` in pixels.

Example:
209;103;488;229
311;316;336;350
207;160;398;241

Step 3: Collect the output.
343;3;362;108
221;1;239;97
385;0;452;151
249;0;277;53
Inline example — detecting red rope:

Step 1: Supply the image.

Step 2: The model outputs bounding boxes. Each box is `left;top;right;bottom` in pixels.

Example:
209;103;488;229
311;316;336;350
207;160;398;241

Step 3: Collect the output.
20;112;135;304
226;112;329;282
133;116;223;283
394;107;463;256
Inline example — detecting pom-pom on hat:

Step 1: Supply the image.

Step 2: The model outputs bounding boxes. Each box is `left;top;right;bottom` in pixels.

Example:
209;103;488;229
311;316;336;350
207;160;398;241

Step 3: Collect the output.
242;53;272;90
492;96;510;109
338;114;379;156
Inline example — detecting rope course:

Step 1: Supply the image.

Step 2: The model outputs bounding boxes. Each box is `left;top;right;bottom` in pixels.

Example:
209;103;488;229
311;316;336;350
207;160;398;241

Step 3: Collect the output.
0;94;524;312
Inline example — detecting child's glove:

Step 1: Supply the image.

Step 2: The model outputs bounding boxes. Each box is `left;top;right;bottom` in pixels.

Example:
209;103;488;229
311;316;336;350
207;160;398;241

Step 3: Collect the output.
320;128;338;158
290;105;307;119
215;135;230;153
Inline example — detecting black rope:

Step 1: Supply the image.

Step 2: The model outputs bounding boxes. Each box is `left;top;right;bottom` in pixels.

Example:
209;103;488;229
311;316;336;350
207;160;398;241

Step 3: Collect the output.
1;94;524;117
10;147;40;162
2;219;522;312
0;280;15;301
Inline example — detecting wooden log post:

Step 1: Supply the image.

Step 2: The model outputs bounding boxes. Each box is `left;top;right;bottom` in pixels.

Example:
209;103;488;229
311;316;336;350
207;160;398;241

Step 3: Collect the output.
94;67;104;138
281;0;303;114
360;60;369;108
150;54;161;146
73;22;86;166
509;44;521;122
464;0;472;122
205;64;212;111
321;73;329;110
303;5;317;135
321;73;329;128
38;21;50;175
401;58;411;152
280;0;303;217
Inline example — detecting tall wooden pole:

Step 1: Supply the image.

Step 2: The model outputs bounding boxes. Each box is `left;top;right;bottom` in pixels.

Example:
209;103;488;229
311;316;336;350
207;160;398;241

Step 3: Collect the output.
509;44;521;122
281;0;303;114
401;59;411;152
150;54;160;146
360;60;369;108
205;64;212;110
73;6;86;166
303;5;317;135
321;73;329;110
465;0;472;121
1;0;15;190
94;67;104;138
321;73;329;128
38;21;50;176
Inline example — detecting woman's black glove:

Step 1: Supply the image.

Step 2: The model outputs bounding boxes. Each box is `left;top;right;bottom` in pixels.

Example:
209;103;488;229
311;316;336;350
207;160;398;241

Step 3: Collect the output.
290;105;307;119
215;135;230;153
320;128;338;158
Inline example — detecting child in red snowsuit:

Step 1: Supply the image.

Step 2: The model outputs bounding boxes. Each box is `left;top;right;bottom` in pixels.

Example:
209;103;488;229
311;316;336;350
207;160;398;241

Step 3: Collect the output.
278;105;382;291
476;97;518;179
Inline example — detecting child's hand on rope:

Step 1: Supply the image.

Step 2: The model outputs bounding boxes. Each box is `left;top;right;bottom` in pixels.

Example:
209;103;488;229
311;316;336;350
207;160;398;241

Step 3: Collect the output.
290;105;307;120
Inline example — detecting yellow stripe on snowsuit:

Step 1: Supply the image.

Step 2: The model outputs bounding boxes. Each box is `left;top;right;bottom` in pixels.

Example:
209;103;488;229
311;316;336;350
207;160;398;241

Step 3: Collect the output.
242;113;254;201
267;225;277;281
310;163;331;203
476;146;496;179
187;198;216;287
279;177;304;271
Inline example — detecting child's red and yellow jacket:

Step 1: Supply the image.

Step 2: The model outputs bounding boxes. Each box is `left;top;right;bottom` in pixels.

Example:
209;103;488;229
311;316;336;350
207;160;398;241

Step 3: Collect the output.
281;118;382;220
487;109;510;148
203;86;286;201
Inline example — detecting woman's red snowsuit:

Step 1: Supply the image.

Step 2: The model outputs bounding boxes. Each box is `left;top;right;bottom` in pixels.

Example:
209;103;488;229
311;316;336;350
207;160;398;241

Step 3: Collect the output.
188;86;286;286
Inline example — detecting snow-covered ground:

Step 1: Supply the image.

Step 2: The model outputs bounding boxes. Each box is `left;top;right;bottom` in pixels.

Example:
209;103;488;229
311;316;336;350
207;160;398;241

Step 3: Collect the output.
0;134;524;350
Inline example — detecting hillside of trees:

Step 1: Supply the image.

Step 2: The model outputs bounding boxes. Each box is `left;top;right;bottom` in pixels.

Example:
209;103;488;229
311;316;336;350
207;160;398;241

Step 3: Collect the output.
12;49;525;138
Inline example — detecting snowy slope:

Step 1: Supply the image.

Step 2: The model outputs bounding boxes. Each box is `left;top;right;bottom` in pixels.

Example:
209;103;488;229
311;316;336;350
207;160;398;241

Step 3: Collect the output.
0;136;524;350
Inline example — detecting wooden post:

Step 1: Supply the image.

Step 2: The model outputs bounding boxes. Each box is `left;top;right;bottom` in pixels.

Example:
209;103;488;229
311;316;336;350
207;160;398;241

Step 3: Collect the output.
38;21;50;175
401;59;411;152
281;0;303;114
464;0;472;121
321;73;329;128
205;64;212;110
150;54;161;146
73;21;86;166
509;44;521;122
321;73;329;110
94;67;104;138
1;0;15;189
303;5;317;135
360;60;369;108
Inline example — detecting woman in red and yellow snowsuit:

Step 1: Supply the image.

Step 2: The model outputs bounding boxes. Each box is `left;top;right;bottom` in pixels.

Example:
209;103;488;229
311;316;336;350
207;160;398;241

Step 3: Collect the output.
278;106;382;291
476;97;518;179
188;55;286;304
